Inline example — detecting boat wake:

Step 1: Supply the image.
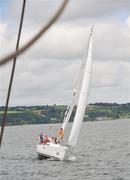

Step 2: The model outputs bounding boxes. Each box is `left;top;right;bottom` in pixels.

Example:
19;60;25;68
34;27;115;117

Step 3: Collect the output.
66;156;77;161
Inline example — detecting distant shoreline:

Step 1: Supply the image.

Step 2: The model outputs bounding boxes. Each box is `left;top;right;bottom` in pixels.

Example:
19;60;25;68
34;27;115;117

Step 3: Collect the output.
0;103;130;126
2;118;130;127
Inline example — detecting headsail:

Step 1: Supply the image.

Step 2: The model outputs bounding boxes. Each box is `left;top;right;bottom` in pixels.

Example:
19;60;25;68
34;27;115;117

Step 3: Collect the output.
68;26;94;147
62;89;78;131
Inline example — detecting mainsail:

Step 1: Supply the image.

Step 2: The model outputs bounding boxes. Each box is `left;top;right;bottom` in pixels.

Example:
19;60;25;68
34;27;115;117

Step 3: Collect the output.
61;29;91;131
68;26;94;147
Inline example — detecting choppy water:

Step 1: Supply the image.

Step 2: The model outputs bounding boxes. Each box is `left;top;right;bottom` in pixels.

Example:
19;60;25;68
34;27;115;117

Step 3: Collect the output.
0;119;130;180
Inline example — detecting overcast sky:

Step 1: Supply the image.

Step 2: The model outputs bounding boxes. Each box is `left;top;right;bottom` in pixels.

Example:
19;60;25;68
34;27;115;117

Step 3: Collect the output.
0;0;130;106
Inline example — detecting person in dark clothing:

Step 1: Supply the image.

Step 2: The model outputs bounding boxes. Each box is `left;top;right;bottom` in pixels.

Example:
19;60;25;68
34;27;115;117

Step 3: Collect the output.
39;132;44;144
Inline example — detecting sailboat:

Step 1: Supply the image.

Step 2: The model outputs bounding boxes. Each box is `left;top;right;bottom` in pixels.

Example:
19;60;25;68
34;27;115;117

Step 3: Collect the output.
36;26;94;160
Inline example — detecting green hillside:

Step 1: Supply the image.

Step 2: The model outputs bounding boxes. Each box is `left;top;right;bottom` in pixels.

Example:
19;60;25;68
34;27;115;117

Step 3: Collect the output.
0;103;130;126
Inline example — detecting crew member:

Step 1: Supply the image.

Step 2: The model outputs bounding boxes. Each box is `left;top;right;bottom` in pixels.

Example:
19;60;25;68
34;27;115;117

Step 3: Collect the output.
57;128;64;139
39;132;44;144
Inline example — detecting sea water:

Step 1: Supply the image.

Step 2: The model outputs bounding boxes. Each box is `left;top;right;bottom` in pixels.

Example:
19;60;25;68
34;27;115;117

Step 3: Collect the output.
0;119;130;180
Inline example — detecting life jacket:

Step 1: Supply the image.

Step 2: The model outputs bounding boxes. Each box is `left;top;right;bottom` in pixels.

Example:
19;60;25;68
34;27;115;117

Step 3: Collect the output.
58;129;64;138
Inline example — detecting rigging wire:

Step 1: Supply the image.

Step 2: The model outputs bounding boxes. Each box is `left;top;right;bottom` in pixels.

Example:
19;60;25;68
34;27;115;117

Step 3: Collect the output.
0;0;26;148
0;0;69;66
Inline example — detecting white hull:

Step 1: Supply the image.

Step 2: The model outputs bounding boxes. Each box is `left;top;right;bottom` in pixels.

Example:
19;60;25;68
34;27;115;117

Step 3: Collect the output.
37;143;68;161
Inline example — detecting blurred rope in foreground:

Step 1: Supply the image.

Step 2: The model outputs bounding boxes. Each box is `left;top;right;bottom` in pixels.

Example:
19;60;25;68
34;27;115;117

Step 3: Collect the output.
0;0;26;147
0;0;68;66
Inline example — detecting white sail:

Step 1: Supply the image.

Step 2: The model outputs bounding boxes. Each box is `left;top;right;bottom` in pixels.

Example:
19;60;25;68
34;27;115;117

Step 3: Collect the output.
68;27;94;147
61;35;90;131
62;89;78;131
61;49;88;131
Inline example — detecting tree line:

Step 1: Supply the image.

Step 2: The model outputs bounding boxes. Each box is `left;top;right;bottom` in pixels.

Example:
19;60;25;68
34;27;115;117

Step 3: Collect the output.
0;103;130;125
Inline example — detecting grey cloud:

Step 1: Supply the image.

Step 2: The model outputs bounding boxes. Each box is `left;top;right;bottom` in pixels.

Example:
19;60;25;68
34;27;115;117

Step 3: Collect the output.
1;57;79;105
10;0;130;23
1;55;130;105
22;21;130;62
0;0;130;106
1;21;129;62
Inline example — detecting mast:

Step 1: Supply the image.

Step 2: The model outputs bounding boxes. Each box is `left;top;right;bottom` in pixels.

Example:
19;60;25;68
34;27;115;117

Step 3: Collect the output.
68;26;94;147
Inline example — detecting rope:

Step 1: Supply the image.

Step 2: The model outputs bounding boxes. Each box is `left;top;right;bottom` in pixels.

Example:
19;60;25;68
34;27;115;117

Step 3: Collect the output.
0;0;69;66
0;0;26;148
